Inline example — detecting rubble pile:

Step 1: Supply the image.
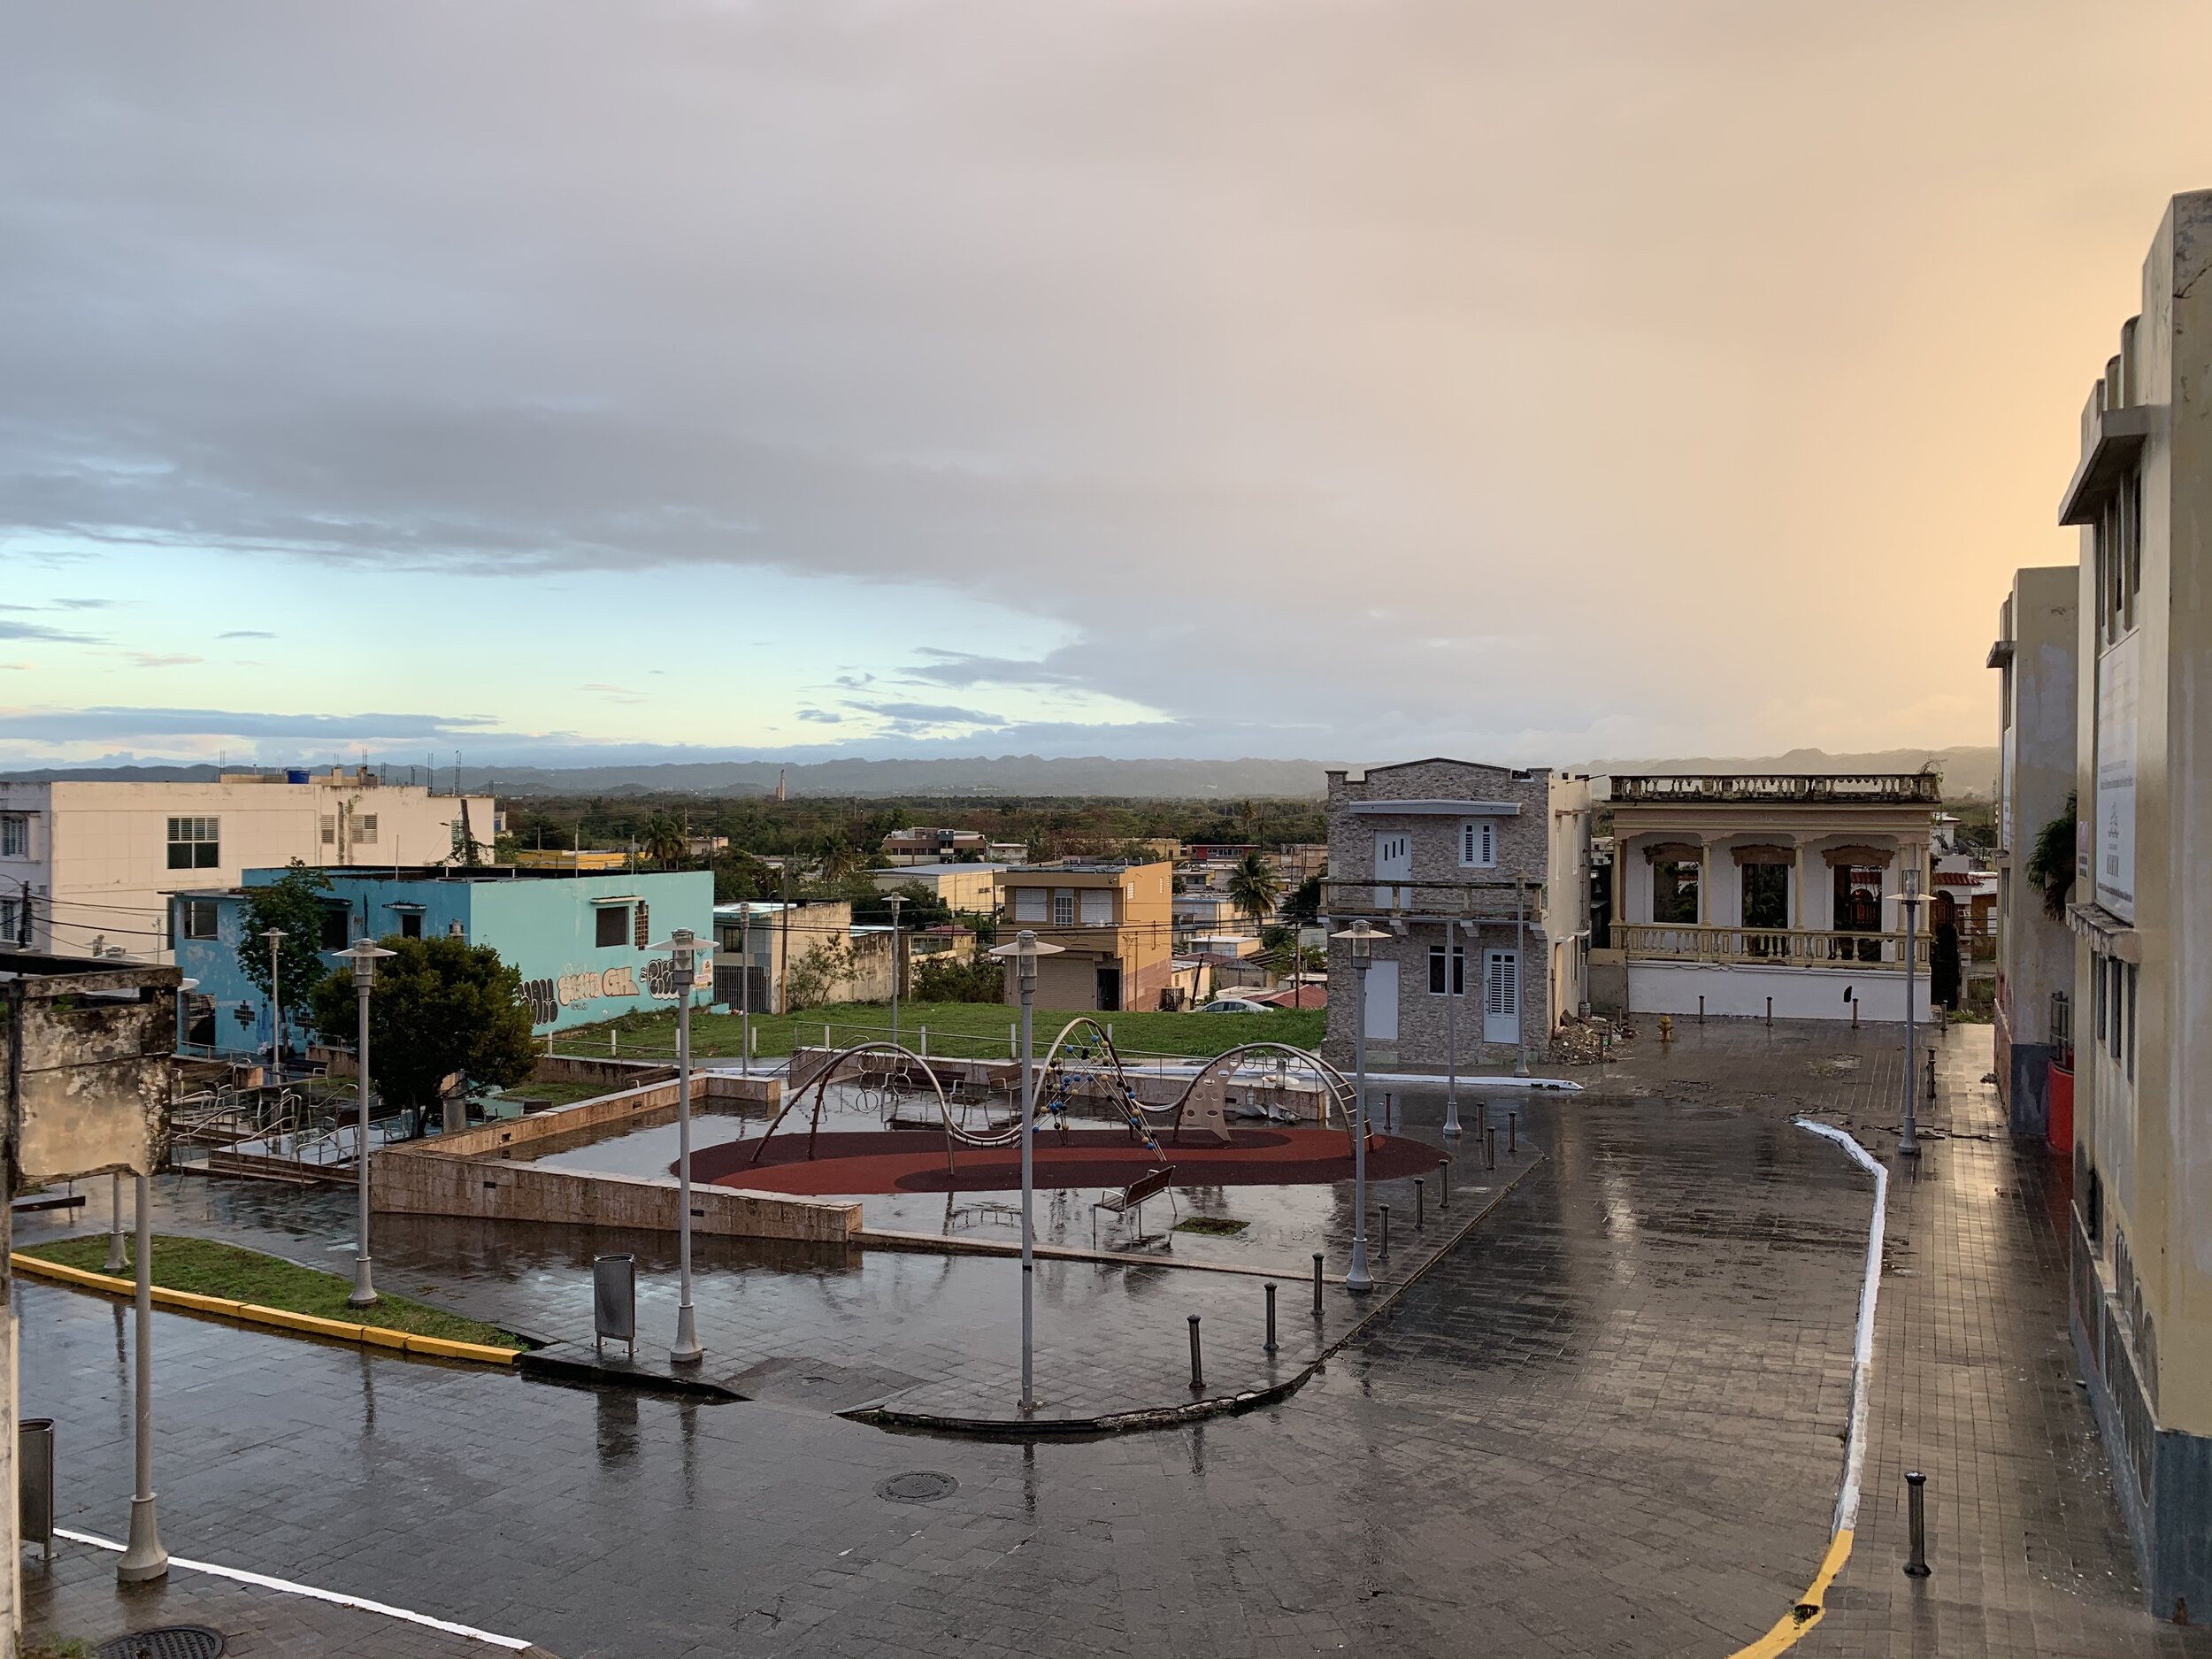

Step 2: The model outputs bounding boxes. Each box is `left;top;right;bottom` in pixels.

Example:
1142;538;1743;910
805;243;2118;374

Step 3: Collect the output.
1550;1013;1633;1066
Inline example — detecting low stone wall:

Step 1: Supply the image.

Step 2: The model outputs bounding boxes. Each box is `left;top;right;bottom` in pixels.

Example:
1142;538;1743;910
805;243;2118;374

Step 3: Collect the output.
532;1055;676;1089
433;1072;781;1161
373;1146;857;1243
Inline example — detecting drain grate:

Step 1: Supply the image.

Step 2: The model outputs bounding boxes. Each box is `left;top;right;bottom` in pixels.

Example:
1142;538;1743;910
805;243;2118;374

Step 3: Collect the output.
875;1471;957;1504
98;1628;226;1659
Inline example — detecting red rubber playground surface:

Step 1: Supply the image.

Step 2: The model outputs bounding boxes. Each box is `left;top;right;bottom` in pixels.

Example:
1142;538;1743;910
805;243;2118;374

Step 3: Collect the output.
688;1126;1445;1196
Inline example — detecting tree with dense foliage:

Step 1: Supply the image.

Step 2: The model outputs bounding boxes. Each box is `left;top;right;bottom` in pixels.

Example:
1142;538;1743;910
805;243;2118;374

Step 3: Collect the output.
782;935;855;1010
851;881;955;932
712;850;779;903
235;863;338;1056
310;934;538;1134
1227;850;1282;934
2028;793;2077;920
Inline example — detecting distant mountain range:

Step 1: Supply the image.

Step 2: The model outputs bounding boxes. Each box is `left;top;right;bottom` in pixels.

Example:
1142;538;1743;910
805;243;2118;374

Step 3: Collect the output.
3;745;1999;799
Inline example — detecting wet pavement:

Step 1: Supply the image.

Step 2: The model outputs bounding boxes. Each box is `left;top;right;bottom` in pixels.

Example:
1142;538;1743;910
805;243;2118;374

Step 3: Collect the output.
21;1018;2204;1656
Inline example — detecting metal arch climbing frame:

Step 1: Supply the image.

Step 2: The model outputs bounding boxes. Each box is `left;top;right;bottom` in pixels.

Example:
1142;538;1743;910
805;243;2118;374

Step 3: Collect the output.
1034;1018;1171;1162
1033;1025;1365;1159
1171;1042;1367;1157
747;1040;1036;1180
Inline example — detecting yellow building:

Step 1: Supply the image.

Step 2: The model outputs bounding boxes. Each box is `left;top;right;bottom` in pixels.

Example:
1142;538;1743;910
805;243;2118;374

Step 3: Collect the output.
997;860;1173;1011
869;862;1004;913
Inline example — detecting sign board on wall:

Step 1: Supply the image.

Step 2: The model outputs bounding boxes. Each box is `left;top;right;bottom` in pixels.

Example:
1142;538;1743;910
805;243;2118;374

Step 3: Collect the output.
2095;633;2139;921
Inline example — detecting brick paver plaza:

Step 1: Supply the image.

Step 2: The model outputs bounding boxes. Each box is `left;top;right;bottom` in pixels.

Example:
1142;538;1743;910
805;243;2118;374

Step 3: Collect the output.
22;1021;2211;1656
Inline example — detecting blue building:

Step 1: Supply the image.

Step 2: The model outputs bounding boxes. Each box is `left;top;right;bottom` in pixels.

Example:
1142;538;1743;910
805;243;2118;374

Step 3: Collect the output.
173;865;714;1057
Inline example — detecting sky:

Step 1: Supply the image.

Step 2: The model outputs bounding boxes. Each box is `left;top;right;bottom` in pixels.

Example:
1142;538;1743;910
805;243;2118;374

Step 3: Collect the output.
4;1;2211;772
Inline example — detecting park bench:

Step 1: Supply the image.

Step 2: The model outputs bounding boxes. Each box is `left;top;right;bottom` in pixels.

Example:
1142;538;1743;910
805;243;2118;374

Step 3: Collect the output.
1091;1164;1178;1249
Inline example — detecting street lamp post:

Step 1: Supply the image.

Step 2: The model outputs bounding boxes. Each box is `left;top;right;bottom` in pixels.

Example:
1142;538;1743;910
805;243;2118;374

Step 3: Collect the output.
1899;867;1924;1158
1331;920;1382;1291
329;940;396;1307
739;905;752;1079
1443;920;1463;1138
989;928;1064;1411
649;928;709;1364
115;1171;165;1584
1514;880;1531;1079
262;926;286;1083
887;895;903;1053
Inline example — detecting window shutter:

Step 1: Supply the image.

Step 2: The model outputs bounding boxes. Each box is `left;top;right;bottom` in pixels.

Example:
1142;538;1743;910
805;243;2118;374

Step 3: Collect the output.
1429;946;1446;995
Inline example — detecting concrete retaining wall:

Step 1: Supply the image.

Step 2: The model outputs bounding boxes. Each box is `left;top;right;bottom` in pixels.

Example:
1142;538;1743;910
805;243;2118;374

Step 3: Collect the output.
373;1146;857;1243
1626;961;1933;1023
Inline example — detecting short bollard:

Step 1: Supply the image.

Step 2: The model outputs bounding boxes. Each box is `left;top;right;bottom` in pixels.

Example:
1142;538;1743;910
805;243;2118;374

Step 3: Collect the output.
1379;1204;1391;1262
1904;1471;1931;1577
1311;1253;1325;1317
1485;1127;1496;1170
1263;1283;1279;1354
1440;1159;1450;1209
1414;1177;1425;1231
1508;1110;1517;1154
1476;1100;1487;1137
1188;1315;1205;1394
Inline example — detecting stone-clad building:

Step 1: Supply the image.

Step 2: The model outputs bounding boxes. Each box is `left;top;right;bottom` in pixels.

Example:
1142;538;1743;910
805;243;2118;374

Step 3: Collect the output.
1319;759;1592;1070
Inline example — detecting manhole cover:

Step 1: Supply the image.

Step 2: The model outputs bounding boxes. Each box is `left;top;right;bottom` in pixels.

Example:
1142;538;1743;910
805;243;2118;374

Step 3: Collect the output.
875;1471;957;1504
98;1629;226;1659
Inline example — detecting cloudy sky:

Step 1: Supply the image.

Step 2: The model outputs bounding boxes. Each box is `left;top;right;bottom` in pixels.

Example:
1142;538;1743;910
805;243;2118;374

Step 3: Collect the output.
4;2;2210;770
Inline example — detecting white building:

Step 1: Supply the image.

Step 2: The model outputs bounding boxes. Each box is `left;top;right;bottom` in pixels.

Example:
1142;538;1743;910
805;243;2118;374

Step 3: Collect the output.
1989;565;2079;1136
1600;772;1939;1023
0;769;496;962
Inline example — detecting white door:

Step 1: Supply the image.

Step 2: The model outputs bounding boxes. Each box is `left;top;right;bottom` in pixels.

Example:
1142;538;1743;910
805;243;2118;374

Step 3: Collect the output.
1363;958;1399;1041
1374;831;1412;909
1483;950;1519;1045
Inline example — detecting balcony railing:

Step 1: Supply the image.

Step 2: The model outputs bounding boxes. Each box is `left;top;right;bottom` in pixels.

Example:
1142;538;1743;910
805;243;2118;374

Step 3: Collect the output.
1608;773;1942;805
1320;876;1543;923
1616;923;1931;970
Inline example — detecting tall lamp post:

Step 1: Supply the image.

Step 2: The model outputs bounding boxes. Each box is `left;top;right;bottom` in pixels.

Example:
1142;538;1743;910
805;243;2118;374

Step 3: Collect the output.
1331;919;1382;1291
115;1166;165;1584
330;940;395;1307
261;926;286;1082
1442;919;1463;1137
887;894;904;1053
649;927;708;1364
1899;866;1924;1157
739;904;752;1079
988;928;1064;1411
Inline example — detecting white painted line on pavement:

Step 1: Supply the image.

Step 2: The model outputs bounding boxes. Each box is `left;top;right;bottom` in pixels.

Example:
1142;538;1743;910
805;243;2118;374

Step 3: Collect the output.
56;1527;533;1650
1793;1117;1886;1535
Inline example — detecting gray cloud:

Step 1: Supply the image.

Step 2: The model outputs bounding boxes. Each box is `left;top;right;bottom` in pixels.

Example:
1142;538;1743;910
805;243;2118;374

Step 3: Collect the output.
0;706;502;743
2;3;2197;758
849;700;1007;727
0;618;97;644
795;708;843;724
218;629;276;640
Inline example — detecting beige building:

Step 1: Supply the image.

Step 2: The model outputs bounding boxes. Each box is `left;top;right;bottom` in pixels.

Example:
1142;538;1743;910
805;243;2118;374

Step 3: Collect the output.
2055;189;2212;1620
1989;565;2079;1137
880;826;987;864
997;860;1174;1011
710;898;895;1012
0;769;496;963
1599;772;1938;1023
868;862;1005;913
1320;759;1593;1069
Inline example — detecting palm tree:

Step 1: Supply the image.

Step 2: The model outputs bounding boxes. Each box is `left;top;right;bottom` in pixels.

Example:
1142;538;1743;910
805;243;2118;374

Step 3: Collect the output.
1227;850;1281;935
642;813;688;869
817;832;864;885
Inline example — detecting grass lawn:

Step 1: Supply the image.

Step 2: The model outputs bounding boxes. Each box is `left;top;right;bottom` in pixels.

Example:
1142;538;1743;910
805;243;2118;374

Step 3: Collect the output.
557;1000;1326;1064
22;1234;527;1351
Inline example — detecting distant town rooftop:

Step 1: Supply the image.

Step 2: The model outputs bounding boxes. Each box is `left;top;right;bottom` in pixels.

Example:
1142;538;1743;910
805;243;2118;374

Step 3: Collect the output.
1608;773;1943;805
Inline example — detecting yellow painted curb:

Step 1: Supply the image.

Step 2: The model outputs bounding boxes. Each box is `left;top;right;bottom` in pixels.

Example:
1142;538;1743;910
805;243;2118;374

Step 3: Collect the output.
11;1252;518;1368
1726;1528;1854;1659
